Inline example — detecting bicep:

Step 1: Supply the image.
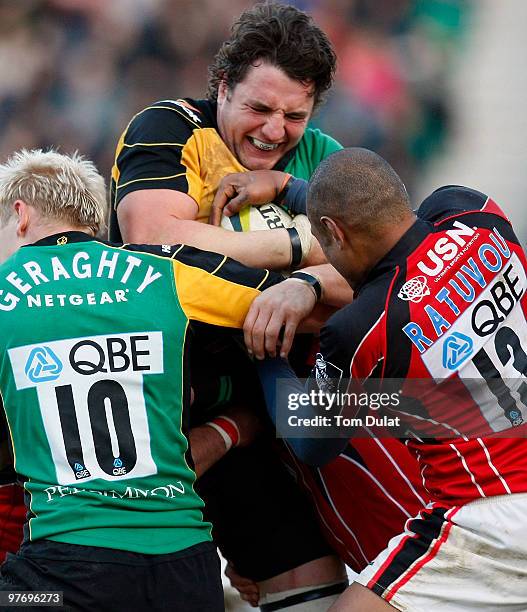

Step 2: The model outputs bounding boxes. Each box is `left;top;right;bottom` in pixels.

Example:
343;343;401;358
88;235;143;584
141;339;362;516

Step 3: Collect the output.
118;189;199;243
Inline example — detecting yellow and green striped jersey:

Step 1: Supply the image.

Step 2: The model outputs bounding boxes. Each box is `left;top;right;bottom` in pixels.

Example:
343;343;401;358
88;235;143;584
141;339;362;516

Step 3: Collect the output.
0;232;282;554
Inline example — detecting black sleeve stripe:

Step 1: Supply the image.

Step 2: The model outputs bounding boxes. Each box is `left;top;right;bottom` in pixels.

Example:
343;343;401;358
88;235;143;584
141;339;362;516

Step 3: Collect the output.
122;243;182;259
173;245;225;272
173;245;284;289
210;255;228;275
256;269;271;290
210;257;282;290
120;243;283;288
171;244;185;258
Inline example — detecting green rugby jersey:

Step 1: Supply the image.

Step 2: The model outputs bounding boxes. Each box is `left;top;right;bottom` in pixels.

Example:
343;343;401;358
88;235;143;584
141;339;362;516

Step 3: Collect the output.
0;232;281;554
110;98;342;241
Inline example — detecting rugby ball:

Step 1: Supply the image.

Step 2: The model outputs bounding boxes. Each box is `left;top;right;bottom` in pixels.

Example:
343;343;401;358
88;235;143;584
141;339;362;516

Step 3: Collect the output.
221;202;293;232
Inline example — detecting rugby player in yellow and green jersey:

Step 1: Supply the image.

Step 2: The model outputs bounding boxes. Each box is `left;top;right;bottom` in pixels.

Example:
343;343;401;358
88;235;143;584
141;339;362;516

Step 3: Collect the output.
1;236;281;551
107;6;353;608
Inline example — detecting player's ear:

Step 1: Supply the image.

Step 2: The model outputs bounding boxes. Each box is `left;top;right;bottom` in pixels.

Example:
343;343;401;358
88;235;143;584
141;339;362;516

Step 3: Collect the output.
217;79;229;104
320;216;345;249
14;200;30;236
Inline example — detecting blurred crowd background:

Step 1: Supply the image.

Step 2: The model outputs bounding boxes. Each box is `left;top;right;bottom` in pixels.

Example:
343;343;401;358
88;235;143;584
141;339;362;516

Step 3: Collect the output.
1;0;525;239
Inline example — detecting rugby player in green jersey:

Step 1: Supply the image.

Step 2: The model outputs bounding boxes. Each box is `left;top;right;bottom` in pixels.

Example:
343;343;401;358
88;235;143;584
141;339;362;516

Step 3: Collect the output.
0;149;321;611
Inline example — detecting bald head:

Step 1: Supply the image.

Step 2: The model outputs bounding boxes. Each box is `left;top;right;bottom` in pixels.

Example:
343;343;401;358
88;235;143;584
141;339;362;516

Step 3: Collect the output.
307;148;412;235
306;148;416;286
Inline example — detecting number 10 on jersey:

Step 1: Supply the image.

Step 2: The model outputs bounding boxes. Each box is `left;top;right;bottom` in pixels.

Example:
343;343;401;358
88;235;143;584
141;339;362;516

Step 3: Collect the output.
9;332;164;484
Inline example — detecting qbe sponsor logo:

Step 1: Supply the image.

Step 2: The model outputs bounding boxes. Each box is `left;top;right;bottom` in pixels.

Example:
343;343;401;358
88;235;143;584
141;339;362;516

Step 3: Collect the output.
9;332;163;484
24;347;63;383
442;332;473;370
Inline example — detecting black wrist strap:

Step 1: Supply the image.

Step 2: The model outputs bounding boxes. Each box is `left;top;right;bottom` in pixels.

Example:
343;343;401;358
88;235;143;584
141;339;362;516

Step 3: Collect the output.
275;176;308;216
283;178;308;215
289;271;322;301
286;227;303;269
274;175;294;207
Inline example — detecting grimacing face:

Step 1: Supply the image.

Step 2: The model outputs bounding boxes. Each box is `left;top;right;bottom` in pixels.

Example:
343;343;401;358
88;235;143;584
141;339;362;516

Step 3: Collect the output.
216;62;315;170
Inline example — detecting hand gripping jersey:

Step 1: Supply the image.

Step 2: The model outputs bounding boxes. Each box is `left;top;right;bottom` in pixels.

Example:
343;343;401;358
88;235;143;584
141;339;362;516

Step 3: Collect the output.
321;186;527;506
109;98;341;241
0;232;281;554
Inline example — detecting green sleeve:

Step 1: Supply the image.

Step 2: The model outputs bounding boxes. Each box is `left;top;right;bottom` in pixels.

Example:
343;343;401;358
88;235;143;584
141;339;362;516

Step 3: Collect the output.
284;128;342;180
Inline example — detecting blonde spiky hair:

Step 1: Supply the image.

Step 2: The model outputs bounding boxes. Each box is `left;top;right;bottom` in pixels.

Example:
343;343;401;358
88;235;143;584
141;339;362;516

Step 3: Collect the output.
0;149;107;233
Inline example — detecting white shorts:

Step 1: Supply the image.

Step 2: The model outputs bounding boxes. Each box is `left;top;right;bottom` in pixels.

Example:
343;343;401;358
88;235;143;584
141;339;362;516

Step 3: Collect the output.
355;493;527;611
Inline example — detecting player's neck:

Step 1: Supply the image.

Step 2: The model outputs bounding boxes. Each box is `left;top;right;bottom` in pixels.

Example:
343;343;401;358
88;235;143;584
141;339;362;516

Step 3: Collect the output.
379;214;417;255
354;214;418;287
26;222;95;246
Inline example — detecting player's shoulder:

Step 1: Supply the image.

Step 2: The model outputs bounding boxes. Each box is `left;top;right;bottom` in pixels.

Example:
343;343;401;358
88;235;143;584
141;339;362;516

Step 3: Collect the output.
150;98;215;126
299;127;342;152
123;98;216;143
284;128;342;179
417;185;509;225
139;98;214;127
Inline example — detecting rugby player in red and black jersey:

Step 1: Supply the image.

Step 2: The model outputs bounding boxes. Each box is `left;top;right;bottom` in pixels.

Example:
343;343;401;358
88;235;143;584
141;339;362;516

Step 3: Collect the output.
248;148;527;611
0;414;24;563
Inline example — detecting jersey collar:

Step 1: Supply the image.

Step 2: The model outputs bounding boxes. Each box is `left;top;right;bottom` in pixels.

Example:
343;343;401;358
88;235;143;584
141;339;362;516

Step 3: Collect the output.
26;231;96;247
273;145;298;172
355;218;432;294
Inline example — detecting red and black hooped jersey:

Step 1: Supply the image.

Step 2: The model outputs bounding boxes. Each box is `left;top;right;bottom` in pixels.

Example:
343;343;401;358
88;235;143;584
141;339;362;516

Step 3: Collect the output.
319;186;527;506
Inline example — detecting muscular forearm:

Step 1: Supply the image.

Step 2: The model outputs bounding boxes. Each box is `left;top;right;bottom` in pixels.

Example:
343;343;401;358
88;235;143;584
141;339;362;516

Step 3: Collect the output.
302;263;353;308
170;220;293;269
118;190;293;269
125;215;292;270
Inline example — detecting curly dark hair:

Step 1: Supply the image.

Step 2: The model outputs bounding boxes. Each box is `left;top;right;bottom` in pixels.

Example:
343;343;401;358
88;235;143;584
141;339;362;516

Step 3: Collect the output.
207;2;336;110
